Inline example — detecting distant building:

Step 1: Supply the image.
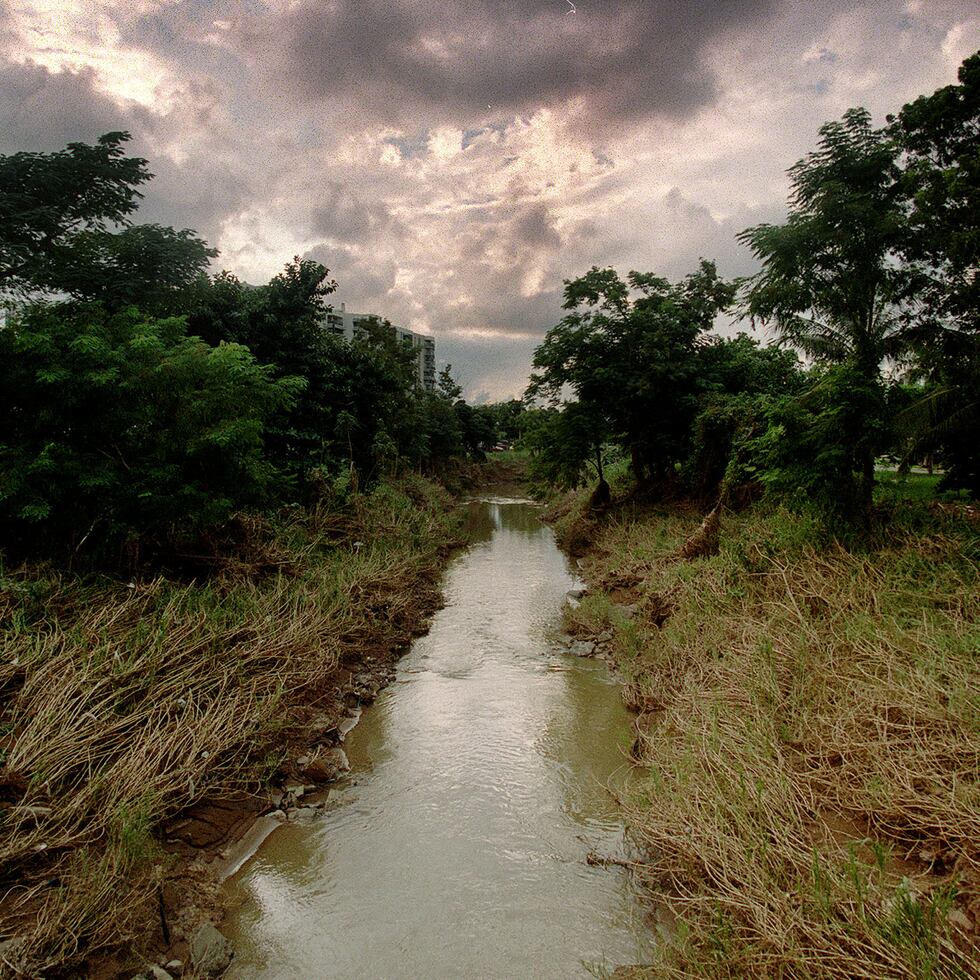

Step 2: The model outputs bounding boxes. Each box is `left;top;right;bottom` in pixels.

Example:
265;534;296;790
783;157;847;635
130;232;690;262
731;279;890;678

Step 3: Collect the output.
321;303;436;391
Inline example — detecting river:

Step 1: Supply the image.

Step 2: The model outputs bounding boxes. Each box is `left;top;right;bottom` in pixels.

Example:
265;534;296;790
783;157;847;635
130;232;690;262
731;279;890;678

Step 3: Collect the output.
223;498;654;978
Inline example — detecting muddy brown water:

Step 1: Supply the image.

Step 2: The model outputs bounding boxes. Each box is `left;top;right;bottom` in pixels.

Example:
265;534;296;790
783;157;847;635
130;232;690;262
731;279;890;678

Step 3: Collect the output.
223;499;655;978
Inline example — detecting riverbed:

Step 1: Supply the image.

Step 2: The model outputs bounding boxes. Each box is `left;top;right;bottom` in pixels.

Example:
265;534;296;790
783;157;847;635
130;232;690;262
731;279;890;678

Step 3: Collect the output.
223;498;654;978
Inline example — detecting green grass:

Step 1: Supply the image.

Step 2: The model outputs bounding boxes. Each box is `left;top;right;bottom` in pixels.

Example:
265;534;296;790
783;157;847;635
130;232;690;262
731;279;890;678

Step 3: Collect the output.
875;469;944;503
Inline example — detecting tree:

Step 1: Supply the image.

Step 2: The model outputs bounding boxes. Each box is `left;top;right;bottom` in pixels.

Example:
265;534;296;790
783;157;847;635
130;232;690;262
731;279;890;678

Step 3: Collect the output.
183;258;339;479
738;108;914;522
523;401;612;491
890;51;980;496
55;223;217;313
527;261;735;485
0;132;151;295
683;335;804;501
739;365;888;529
0;302;299;556
891;51;980;333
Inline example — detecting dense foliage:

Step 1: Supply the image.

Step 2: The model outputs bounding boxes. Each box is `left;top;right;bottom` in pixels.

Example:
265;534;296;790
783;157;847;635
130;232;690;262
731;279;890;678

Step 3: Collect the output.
526;51;980;526
0;135;507;561
0;304;297;554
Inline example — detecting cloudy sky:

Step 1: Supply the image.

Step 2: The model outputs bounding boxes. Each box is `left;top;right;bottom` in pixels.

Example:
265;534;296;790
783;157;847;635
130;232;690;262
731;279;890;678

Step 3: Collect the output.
1;1;977;400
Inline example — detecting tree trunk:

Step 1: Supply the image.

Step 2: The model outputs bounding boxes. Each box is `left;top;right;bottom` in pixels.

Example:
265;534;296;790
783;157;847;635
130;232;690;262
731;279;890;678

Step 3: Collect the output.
860;446;875;528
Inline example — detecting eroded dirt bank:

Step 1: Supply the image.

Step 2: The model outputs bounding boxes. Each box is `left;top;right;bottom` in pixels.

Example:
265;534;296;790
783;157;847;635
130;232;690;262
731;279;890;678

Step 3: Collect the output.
545;488;979;978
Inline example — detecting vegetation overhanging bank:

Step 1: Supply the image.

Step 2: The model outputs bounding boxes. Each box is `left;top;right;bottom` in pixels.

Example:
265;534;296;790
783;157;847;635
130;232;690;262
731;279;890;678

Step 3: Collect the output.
0;476;467;975
549;484;978;978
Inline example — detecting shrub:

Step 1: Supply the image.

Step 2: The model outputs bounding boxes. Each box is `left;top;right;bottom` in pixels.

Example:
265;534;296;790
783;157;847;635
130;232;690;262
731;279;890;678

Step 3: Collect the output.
0;302;300;557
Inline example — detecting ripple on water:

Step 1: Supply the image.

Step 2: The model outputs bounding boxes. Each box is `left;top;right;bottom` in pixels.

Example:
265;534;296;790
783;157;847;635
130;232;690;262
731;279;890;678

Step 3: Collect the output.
223;500;655;979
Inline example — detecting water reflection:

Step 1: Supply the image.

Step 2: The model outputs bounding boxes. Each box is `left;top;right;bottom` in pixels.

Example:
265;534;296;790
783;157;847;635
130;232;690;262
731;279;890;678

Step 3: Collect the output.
224;501;654;979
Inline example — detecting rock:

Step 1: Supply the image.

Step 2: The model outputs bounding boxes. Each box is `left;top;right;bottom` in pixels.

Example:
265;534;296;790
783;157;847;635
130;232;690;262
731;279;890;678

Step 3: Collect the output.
267;809;286;821
338;711;361;740
284;784;307;799
165;959;185;976
163;793;262;848
145;965;173;980
301;747;350;783
617;603;638;620
567;587;587;600
597;630;614;644
306;713;340;744
190;922;234;977
568;640;596;657
296;755;311;767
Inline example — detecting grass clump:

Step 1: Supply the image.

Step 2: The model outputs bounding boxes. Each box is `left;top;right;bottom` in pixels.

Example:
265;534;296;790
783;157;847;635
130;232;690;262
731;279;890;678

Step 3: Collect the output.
572;497;979;978
0;474;459;974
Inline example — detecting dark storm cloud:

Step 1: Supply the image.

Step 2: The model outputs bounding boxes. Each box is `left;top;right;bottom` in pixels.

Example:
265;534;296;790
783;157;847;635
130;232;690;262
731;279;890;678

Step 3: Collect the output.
439;332;543;402
0;56;247;250
0;58;154;154
511;203;562;251
239;0;777;127
5;0;976;397
304;243;400;308
308;181;400;242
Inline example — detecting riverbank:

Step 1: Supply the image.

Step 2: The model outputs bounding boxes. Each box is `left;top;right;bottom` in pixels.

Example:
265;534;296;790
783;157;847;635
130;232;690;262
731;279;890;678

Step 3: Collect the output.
549;490;979;977
220;494;655;977
0;475;462;978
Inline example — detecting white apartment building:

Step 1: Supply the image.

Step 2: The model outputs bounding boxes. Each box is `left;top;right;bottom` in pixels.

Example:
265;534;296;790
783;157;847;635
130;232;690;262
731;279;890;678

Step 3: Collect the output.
321;303;436;391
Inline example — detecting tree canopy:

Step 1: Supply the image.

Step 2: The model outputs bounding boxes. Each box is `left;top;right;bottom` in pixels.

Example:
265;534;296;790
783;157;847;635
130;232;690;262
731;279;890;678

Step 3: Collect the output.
528;260;736;482
0;132;151;296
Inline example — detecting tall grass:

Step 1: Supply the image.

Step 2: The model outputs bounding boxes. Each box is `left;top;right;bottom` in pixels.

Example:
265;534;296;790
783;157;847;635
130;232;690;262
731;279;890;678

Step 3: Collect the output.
562;496;979;977
0;475;459;974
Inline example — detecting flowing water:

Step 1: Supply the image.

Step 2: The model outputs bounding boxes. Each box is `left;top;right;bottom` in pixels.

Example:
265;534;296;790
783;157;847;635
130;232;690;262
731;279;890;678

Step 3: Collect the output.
223;499;655;978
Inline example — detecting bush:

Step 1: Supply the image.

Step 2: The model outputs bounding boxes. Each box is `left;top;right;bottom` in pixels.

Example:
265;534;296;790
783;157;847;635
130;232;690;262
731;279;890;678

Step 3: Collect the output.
0;302;300;557
735;365;887;530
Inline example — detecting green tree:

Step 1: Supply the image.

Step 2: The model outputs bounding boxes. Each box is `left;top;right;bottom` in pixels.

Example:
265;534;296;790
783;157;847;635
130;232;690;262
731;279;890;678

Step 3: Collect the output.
56;223;217;313
182;258;339;479
523;401;612;491
739;365;888;529
684;335;803;501
0;132;151;295
0;302;299;556
890;51;980;496
891;51;980;333
528;261;735;484
738;108;914;521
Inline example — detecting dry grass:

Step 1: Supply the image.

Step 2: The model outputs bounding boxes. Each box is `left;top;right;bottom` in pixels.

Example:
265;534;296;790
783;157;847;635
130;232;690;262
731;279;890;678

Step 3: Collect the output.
0;475;459;976
565;496;979;978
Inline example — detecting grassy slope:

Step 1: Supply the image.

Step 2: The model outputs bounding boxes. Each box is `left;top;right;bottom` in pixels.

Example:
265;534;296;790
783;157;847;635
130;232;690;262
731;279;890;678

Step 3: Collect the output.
553;491;979;978
0;475;460;975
